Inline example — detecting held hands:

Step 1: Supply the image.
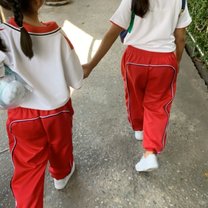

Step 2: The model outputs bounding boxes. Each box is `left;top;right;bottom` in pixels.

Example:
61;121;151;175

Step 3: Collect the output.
82;24;122;79
82;63;93;79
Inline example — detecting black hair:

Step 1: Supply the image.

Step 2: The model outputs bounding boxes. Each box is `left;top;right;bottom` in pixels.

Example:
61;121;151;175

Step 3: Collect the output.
0;37;7;52
0;0;11;9
0;0;34;58
133;0;150;18
0;1;9;52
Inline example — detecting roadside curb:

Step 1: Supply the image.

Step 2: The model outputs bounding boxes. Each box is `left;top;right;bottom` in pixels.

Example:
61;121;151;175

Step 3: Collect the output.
186;44;208;87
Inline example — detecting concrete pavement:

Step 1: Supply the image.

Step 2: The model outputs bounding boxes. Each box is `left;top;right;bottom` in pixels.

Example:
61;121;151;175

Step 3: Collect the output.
0;0;208;207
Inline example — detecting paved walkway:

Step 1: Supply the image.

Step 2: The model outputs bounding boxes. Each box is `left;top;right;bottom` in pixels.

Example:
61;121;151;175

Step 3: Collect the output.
0;0;208;207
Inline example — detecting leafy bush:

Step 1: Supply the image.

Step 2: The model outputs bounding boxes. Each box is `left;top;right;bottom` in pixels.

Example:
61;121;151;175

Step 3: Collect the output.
187;0;208;64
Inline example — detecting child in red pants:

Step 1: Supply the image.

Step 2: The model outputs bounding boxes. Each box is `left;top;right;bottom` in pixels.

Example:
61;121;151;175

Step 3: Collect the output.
83;0;192;172
0;0;83;207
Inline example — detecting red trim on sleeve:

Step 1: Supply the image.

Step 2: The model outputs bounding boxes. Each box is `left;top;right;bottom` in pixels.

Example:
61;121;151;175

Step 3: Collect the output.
110;21;126;30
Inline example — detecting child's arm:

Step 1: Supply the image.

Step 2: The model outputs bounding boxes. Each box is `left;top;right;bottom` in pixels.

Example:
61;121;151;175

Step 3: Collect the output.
83;23;123;78
174;27;186;64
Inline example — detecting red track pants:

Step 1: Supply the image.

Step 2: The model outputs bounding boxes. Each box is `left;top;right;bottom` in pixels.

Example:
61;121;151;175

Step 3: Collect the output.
121;46;178;153
6;100;74;208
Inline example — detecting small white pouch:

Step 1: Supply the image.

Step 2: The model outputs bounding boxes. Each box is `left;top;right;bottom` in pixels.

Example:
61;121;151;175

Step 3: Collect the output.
0;52;32;109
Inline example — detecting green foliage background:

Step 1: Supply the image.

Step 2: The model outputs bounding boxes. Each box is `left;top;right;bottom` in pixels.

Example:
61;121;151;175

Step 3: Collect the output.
187;0;208;63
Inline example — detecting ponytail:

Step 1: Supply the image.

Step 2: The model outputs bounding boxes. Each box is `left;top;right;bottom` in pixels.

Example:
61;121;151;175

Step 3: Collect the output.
134;0;150;18
0;0;11;10
0;37;7;52
19;27;33;59
12;0;33;59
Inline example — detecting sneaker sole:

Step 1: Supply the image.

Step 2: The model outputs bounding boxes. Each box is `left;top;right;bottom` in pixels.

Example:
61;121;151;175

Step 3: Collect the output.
136;166;158;172
135;137;143;141
54;162;75;190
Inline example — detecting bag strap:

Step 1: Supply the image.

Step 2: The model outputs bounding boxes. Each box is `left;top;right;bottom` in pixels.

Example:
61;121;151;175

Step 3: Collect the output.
180;0;186;14
131;0;137;11
181;0;186;11
127;0;137;33
127;12;135;33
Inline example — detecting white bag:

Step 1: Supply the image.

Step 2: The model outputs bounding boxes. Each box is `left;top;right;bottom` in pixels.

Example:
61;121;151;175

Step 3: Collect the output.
0;62;32;109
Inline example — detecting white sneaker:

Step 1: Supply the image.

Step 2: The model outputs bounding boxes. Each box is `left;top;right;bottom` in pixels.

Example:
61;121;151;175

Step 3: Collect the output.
135;154;158;172
54;162;75;190
135;131;143;141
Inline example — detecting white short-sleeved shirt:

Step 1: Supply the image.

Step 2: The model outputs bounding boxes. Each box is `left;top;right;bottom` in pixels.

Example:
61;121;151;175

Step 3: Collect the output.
0;19;83;110
110;0;192;52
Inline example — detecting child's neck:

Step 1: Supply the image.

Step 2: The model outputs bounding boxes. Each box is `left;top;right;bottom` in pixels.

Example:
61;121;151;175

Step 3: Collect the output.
23;14;44;27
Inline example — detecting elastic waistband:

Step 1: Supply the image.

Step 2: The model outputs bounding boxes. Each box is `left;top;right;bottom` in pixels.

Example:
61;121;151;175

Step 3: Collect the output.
7;99;73;118
127;45;174;57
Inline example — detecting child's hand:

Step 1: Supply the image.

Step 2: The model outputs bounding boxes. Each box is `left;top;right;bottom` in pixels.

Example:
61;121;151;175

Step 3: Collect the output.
82;63;93;79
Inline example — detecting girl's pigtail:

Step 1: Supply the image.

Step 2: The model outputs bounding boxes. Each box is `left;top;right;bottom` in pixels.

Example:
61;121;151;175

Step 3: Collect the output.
0;37;7;52
134;0;150;18
0;0;12;10
12;0;33;59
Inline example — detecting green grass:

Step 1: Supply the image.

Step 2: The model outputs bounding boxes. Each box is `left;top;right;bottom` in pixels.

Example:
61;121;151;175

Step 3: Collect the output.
187;0;208;65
